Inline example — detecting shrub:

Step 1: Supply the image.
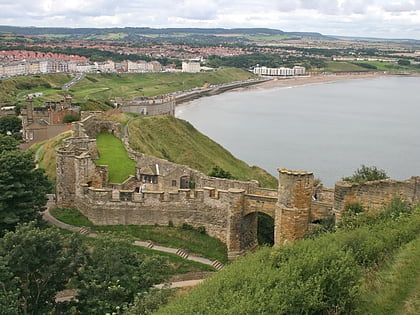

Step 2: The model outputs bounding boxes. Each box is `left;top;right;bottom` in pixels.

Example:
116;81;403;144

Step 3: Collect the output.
208;166;235;179
62;113;80;123
196;226;206;234
180;223;194;230
342;165;389;184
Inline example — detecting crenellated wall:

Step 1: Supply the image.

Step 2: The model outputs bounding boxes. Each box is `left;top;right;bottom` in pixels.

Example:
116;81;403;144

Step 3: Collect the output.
333;177;420;218
56;112;419;260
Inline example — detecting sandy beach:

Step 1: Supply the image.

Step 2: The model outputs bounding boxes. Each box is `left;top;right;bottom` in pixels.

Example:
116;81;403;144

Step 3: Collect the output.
237;72;385;91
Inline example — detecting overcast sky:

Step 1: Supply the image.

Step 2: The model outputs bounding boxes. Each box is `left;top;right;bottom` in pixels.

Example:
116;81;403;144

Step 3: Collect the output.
1;0;420;40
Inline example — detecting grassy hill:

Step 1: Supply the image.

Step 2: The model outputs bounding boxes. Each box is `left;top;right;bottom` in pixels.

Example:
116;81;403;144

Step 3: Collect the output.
0;73;72;106
0;67;256;110
157;202;420;314
128;115;277;189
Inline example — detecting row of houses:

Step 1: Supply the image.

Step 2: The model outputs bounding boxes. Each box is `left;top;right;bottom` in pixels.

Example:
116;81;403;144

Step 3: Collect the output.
0;59;163;77
253;66;306;76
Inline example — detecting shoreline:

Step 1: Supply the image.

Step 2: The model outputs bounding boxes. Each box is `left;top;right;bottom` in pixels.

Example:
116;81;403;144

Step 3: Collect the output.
233;72;386;92
176;72;419;107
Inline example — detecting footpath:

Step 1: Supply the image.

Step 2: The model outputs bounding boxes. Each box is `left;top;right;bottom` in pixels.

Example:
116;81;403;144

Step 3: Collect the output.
42;204;224;289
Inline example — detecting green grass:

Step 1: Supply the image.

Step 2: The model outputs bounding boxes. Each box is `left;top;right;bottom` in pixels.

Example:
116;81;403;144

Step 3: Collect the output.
50;207;95;227
94;132;136;183
68;67;255;103
0;73;72;105
128;115;277;189
358;236;420;315
1;68;255;109
49;207;228;263
324;61;370;72
35;131;72;180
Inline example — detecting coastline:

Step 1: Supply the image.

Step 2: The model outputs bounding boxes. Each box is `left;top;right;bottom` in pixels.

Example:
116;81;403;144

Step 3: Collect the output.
176;71;419;107
234;72;386;92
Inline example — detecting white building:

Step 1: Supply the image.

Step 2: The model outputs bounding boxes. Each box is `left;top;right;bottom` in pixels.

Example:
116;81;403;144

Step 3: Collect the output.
253;65;305;76
182;60;201;73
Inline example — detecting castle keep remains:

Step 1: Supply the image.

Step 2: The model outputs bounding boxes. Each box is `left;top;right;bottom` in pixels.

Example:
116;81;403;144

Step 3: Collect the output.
56;112;420;259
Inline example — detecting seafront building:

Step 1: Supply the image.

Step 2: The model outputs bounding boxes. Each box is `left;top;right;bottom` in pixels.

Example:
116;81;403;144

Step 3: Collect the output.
253;65;306;76
182;60;201;73
0;58;163;77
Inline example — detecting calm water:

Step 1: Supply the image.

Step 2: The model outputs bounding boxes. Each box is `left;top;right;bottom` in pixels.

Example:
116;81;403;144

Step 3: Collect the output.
176;76;420;187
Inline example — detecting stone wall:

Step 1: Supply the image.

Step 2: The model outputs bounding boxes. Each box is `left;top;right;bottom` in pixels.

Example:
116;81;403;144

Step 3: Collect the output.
120;96;175;116
275;169;314;243
333;177;420;217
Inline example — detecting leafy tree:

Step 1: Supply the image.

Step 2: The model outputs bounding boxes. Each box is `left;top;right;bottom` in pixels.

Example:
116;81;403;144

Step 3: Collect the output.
76;238;167;315
342;165;389;184
208;165;235;179
62;112;80;123
0;116;22;135
0;223;86;315
0;257;20;315
0;150;51;233
0;134;18;153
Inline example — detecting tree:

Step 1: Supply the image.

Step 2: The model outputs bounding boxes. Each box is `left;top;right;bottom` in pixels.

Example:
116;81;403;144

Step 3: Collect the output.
208;166;235;179
0;116;22;135
0;223;86;315
0;134;18;153
76;238;167;315
342;165;389;184
0;150;51;233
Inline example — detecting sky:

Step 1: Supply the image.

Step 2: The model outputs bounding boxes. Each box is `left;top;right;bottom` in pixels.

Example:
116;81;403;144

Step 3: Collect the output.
1;0;420;40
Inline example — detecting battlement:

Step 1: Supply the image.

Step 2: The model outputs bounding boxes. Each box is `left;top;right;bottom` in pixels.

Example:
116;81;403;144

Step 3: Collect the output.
333;176;420;216
278;168;313;176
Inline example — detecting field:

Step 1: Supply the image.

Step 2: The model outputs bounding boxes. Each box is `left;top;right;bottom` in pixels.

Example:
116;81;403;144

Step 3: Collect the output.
94;132;136;183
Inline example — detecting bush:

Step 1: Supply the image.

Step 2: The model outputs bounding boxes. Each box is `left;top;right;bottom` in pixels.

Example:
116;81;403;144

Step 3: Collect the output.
208;166;235;179
196;226;206;234
62;113;80;123
342;165;389;184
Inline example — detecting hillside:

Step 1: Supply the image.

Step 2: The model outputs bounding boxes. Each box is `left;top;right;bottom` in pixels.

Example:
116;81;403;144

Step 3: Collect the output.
0;73;72;105
157;202;420;314
128;115;277;189
0;68;256;110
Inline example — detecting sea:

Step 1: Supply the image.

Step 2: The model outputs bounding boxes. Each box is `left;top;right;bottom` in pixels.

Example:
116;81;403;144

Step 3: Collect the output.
176;76;420;188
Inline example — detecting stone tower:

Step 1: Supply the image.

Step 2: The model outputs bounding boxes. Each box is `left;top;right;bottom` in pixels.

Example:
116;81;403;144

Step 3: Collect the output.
26;96;34;123
275;168;314;244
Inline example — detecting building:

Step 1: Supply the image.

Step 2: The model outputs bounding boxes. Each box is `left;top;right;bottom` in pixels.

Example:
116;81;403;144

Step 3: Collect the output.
253;65;306;76
20;95;80;147
182;60;201;73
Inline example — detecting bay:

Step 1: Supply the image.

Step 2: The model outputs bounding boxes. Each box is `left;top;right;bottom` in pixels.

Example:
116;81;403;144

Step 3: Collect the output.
176;76;420;187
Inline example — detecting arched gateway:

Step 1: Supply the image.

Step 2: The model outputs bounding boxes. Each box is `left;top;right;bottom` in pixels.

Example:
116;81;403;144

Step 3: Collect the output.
57;113;420;259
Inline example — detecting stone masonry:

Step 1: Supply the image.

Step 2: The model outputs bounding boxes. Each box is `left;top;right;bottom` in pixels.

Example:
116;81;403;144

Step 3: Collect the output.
56;112;420;259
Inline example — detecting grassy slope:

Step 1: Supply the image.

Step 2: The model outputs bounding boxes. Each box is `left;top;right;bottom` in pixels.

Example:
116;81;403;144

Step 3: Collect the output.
50;207;227;263
358;236;420;314
0;73;73;105
1;67;255;110
128;115;277;189
70;67;255;103
30;130;72;180
94;133;136;183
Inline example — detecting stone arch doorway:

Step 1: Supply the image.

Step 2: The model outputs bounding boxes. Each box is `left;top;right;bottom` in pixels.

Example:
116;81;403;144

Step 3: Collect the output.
240;212;258;252
257;213;274;246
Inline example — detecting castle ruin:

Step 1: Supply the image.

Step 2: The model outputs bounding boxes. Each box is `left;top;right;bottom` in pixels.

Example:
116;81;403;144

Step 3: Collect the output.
56;112;420;259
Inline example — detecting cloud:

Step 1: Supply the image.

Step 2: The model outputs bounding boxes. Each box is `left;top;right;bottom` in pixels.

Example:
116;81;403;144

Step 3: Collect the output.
0;0;418;39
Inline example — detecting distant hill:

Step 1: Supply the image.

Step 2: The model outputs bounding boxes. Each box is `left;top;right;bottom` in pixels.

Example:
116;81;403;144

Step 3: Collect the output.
0;25;326;39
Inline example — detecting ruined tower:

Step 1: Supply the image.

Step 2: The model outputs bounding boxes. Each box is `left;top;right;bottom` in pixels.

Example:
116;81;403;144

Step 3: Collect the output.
26;95;34;123
275;168;314;244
